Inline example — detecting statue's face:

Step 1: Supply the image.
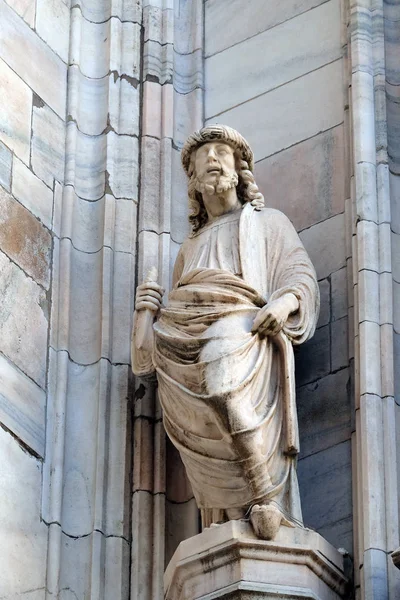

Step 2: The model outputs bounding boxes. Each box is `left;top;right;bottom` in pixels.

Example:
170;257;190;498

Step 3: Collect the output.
194;142;236;186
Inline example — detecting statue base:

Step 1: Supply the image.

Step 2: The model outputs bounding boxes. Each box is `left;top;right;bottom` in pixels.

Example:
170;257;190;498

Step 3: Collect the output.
164;520;347;600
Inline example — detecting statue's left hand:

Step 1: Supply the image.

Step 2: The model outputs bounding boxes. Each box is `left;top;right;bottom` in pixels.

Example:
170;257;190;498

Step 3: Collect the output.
251;293;299;337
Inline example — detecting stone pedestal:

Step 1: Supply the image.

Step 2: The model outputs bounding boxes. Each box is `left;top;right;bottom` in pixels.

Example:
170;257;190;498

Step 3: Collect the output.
164;520;347;600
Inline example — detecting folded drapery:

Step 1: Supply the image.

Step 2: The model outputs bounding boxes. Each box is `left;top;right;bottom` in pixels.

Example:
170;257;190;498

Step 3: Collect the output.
154;268;302;525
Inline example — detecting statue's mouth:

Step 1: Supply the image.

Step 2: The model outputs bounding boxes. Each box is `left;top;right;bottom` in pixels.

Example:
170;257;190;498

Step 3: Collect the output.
206;166;221;174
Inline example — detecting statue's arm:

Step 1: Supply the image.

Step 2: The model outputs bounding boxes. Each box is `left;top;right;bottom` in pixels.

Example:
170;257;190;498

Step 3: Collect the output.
131;277;164;377
251;209;319;343
268;212;320;343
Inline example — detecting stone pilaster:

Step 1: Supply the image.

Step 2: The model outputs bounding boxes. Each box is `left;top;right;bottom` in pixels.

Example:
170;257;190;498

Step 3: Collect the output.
348;0;400;597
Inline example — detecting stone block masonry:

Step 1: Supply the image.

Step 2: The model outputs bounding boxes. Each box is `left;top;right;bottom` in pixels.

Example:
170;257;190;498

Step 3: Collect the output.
0;1;69;597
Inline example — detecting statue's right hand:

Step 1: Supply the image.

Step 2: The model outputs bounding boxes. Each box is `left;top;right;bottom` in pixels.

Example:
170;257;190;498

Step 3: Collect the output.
135;281;164;312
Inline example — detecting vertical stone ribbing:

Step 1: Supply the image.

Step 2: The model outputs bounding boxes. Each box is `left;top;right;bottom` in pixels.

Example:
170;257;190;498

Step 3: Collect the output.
131;0;204;596
349;0;399;597
43;0;141;597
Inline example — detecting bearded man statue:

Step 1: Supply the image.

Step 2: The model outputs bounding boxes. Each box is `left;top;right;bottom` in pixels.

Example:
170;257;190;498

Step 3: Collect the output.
132;125;320;541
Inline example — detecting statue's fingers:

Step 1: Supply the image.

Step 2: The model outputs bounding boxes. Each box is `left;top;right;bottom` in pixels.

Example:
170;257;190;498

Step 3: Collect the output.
257;315;281;337
137;281;164;294
138;294;161;306
251;309;270;332
137;288;163;301
136;298;160;311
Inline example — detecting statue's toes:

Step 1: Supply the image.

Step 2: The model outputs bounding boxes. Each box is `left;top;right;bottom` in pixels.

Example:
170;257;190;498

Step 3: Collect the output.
250;504;282;541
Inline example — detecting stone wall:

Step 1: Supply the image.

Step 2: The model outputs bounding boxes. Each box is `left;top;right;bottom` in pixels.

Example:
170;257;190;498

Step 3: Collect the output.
204;0;353;553
1;0;400;598
0;0;69;596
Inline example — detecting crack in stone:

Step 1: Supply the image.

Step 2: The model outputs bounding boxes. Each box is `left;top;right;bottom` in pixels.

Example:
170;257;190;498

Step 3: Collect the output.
42;519;130;544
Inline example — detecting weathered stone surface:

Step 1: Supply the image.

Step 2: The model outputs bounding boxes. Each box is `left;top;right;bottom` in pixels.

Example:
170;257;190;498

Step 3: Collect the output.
165;498;199;568
206;0;341;118
111;251;135;364
0;426;48;598
36;0;70;63
206;60;343;162
300;213;346;280
65;124;106;200
0;250;48;388
107;132;139;200
4;0;35;26
71;0;141;23
0;57;31;164
60;190;105;253
173;0;202;55
110;19;141;79
0;0;67;118
297;368;351;459
12;157;53;229
395;333;400;405
255;126;346;232
64;243;103;364
331;317;348;371
68;66;108;136
165;520;347;600
331;267;348;321
31;102;66;188
205;0;328;57
0;140;12;192
109;74;140;137
58;531;130;598
114;197;137;253
143;38;173;85
318;279;330;328
295;325;330;387
0;353;46;457
298;440;352;549
0;187;52;288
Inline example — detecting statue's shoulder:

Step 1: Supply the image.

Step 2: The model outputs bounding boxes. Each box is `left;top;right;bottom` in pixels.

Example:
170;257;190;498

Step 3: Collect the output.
252;206;293;228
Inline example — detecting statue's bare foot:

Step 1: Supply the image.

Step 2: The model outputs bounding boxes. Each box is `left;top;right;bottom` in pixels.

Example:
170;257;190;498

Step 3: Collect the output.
250;504;283;540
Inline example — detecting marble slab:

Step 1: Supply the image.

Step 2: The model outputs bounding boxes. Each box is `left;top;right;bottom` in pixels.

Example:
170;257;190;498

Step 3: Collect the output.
0;249;48;391
31;102;66;188
300;213;346;280
206;0;341;118
36;0;70;63
0;187;52;289
205;0;328;57
0;426;48;597
297;368;351;459
0;57;31;165
12;157;53;229
0;140;12;191
0;0;67;118
298;441;352;550
206;60;343;162
255;126;345;232
4;0;35;26
0;353;46;457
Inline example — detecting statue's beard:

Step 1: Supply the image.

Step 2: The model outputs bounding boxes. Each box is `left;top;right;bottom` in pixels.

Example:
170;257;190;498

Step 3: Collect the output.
193;169;239;195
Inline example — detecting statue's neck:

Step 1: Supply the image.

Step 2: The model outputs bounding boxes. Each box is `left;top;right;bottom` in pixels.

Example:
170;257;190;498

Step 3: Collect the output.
202;188;242;223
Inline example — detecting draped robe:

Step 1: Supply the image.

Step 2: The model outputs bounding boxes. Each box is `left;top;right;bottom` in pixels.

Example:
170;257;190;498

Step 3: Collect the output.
132;203;319;528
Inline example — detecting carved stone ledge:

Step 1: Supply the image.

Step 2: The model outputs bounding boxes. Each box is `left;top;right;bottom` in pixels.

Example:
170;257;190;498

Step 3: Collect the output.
392;547;400;570
164;520;347;600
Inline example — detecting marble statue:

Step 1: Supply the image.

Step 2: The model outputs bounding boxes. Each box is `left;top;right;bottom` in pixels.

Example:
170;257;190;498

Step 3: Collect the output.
132;125;320;541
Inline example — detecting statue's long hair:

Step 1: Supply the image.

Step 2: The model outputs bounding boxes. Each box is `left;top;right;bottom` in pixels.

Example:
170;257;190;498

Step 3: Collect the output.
187;149;265;235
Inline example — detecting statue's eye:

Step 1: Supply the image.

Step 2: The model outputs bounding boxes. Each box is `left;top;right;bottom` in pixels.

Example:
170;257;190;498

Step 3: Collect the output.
218;149;227;155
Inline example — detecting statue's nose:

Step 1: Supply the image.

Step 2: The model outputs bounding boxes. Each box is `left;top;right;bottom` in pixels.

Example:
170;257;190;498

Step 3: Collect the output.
207;147;217;160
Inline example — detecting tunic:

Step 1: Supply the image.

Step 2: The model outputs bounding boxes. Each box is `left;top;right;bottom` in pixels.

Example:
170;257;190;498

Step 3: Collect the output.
132;204;320;528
